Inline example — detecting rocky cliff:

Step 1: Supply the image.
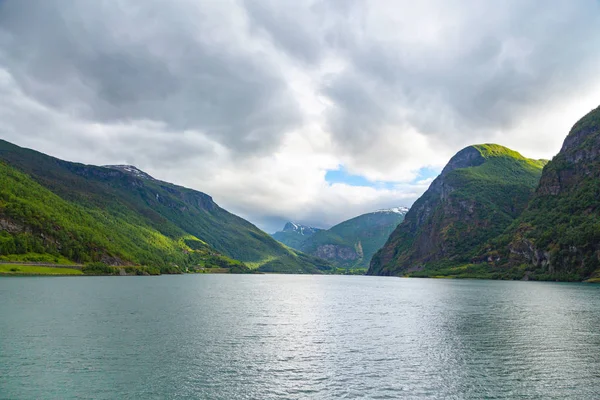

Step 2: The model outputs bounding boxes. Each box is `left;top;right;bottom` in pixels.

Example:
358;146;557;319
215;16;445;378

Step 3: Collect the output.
494;105;600;280
369;144;546;276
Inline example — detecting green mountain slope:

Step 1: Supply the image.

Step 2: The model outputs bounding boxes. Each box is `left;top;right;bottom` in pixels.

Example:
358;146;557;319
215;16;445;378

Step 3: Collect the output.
292;208;408;271
486;105;600;281
0;140;329;274
369;144;546;276
271;222;322;249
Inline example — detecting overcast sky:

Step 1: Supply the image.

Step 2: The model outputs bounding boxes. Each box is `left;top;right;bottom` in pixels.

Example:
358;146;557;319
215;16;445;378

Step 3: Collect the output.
1;0;599;232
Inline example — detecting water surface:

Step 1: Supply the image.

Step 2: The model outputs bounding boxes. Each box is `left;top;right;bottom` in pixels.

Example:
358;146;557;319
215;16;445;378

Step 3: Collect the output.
1;275;600;399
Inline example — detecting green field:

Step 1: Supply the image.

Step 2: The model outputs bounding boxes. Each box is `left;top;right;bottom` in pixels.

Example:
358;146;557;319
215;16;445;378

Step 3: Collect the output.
0;265;83;275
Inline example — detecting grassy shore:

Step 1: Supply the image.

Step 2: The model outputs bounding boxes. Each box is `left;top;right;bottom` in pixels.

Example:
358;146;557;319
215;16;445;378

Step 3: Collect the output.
0;262;252;276
0;265;83;276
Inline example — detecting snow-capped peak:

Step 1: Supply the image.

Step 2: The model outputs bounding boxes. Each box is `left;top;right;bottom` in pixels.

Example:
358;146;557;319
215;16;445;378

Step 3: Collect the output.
282;222;321;235
104;165;155;180
374;206;409;214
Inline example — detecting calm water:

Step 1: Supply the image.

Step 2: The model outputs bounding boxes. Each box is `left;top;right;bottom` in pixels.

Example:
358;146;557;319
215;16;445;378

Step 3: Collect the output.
1;275;600;399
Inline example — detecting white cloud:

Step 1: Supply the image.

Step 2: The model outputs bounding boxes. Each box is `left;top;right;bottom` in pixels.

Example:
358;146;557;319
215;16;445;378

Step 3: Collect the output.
1;0;599;232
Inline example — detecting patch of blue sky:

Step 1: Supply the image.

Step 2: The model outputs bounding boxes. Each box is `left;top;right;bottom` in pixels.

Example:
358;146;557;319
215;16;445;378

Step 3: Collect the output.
413;166;440;183
325;166;441;188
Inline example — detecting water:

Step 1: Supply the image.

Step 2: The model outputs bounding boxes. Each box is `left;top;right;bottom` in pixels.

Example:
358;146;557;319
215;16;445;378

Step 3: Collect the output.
1;275;600;399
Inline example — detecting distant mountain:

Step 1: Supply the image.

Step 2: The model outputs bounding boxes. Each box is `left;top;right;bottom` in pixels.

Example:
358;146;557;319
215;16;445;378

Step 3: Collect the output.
272;207;408;271
375;207;410;215
271;222;323;249
369;144;547;277
0;140;330;274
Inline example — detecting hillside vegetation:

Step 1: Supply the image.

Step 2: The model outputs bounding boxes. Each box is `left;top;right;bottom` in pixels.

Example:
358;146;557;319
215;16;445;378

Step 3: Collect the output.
485;105;600;280
0;140;329;274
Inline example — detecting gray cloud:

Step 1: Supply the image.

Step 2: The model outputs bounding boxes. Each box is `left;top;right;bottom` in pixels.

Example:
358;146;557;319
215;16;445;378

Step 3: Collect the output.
320;0;600;162
243;0;324;64
1;0;600;232
0;0;301;155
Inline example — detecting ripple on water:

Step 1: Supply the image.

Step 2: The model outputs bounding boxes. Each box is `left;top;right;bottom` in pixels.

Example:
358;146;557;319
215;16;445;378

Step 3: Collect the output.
1;276;600;399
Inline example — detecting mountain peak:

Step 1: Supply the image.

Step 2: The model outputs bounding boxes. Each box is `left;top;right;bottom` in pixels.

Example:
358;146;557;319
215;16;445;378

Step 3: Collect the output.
369;142;546;276
104;165;155;180
441;146;485;175
560;105;600;154
442;144;546;176
282;222;321;235
283;222;299;231
374;206;409;215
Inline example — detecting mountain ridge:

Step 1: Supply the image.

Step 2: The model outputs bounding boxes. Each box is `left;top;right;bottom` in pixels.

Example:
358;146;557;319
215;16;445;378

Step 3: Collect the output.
0;139;330;274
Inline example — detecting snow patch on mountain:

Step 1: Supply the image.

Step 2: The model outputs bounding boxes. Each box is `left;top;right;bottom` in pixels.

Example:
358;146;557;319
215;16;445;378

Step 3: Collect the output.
282;222;322;235
374;206;409;214
104;165;155;180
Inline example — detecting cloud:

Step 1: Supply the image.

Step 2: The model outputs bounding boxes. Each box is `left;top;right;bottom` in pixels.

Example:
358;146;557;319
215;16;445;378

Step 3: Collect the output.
1;0;599;232
319;0;600;173
0;0;302;155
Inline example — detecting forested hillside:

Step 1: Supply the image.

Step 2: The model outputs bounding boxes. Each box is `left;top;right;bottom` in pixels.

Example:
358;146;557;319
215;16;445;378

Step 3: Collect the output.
0;140;329;274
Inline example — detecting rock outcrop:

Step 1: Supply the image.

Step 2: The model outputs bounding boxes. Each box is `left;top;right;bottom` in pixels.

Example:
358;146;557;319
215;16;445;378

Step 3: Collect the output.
313;244;361;261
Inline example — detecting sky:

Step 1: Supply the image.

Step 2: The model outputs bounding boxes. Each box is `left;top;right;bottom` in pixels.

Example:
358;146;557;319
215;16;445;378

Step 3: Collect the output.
1;0;599;233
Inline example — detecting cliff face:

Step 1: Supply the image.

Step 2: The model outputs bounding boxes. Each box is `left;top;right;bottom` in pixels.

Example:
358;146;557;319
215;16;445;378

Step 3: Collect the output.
499;105;600;279
369;144;546;276
313;244;362;261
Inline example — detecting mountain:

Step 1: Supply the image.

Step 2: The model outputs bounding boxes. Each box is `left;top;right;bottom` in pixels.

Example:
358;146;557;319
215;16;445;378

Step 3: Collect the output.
0;140;330;274
271;222;323;249
369;144;547;276
485;105;600;281
290;207;409;271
